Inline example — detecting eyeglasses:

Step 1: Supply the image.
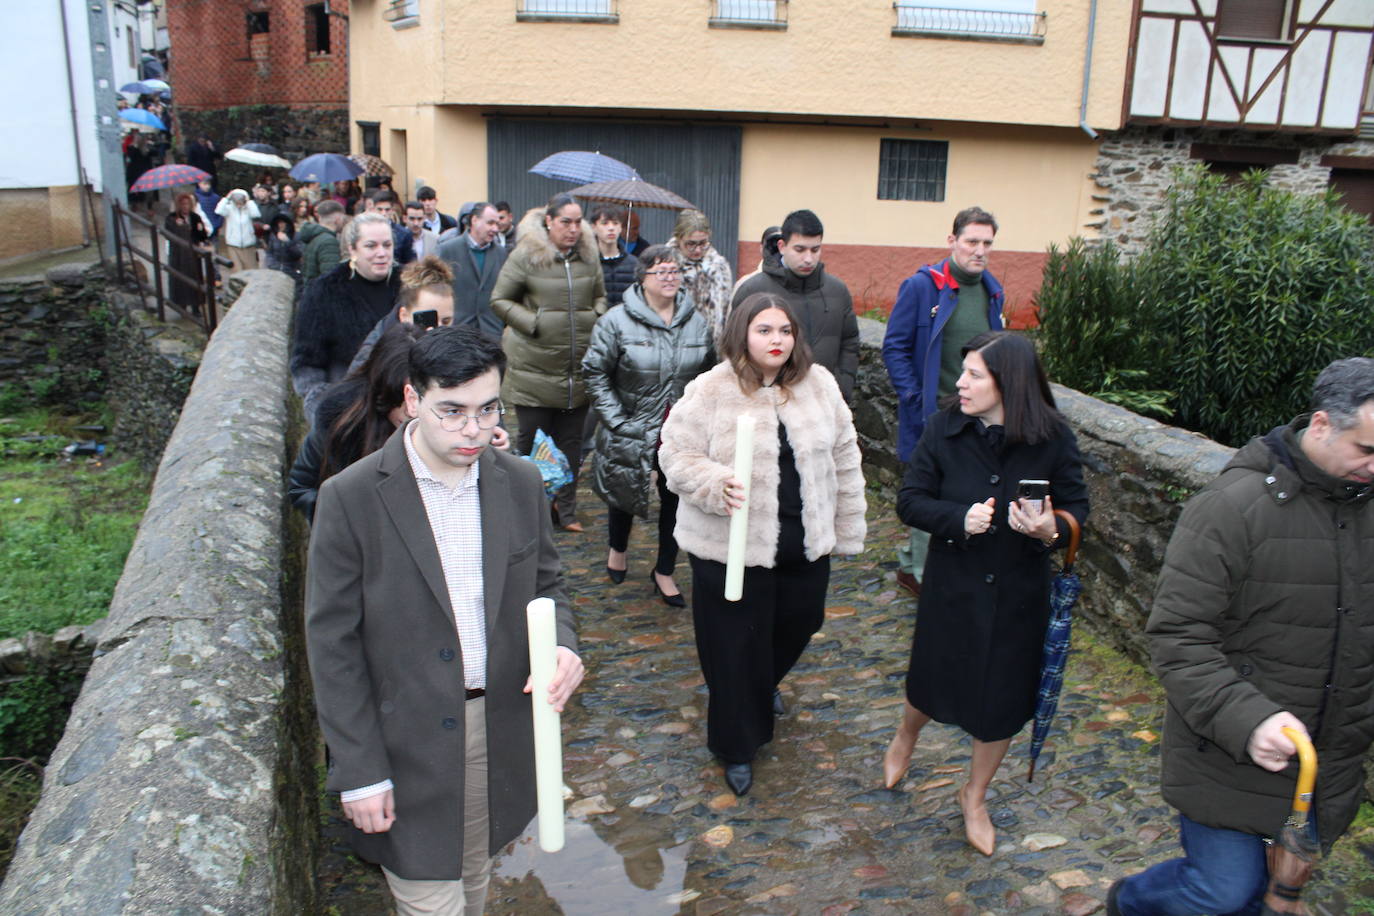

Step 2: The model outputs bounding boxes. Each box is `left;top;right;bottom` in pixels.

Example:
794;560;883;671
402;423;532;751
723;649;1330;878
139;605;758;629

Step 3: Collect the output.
428;403;505;431
681;238;710;250
644;268;681;279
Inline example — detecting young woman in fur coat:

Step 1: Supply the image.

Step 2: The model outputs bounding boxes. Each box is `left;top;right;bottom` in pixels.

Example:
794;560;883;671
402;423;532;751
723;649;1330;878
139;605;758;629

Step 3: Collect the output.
659;293;866;796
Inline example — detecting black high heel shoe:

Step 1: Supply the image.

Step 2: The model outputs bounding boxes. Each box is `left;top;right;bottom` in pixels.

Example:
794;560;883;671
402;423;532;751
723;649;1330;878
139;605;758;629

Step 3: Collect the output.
607;566;626;584
724;762;753;796
651;572;686;608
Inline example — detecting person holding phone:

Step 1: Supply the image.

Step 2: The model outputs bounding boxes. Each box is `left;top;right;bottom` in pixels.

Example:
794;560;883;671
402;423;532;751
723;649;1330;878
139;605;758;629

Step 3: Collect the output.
347;256;458;374
882;330;1088;855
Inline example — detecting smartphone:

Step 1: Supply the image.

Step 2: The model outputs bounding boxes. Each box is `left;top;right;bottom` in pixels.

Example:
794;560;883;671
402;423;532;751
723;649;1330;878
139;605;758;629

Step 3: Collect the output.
1018;479;1049;514
412;309;439;331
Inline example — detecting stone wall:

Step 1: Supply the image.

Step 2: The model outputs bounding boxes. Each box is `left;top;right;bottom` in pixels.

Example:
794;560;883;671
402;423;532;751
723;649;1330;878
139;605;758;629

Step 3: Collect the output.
177;106;349;194
0;271;317;915
1089;127;1374;252
852;317;1234;666
0;263;109;405
0;622;104;687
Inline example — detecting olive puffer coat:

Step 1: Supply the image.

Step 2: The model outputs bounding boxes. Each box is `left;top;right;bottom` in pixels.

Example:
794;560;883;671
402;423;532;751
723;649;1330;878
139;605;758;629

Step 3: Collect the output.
490;209;607;408
1147;417;1374;851
581;285;715;518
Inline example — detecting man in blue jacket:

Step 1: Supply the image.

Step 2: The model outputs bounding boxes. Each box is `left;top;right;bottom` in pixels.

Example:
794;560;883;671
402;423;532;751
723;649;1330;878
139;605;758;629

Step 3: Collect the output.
881;207;1005;596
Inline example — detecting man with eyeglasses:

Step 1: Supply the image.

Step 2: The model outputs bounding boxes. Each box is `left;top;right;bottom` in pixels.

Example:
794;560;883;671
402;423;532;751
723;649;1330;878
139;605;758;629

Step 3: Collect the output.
306;325;583;916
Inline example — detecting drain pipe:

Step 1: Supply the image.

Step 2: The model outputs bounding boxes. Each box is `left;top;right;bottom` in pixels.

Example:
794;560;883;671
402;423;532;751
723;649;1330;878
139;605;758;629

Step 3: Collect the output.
1079;0;1099;138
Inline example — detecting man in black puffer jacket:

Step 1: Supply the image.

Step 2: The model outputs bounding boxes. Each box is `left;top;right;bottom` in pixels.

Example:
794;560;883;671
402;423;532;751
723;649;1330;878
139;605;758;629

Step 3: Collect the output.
590;204;638;307
1110;357;1374;916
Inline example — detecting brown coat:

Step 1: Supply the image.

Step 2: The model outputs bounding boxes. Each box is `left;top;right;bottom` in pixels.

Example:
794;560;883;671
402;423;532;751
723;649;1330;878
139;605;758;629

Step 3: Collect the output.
305;426;575;879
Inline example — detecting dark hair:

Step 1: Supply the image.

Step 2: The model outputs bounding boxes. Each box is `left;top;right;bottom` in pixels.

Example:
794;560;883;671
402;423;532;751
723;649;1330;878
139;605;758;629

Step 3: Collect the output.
314;199;343;220
634;244;681;283
1312;357;1374;430
467;201;495;223
719;292;814;398
952;206;998;238
544;192;581;220
958;331;1061;445
780;209;824;242
589;204;626;225
269;214;295;236
494;201;511;213
404;200;424;213
417;185;437;201
760;225;782;260
290;198;314;222
409;325;507;395
319;323;426;483
397;256;455;312
374;190;398;205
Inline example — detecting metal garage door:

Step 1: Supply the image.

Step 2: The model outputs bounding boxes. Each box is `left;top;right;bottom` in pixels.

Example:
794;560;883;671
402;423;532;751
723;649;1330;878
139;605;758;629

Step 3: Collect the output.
487;119;743;273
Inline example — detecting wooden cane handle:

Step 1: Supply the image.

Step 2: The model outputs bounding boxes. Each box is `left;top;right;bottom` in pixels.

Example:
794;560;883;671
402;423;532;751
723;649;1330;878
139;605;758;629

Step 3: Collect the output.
1053;509;1081;567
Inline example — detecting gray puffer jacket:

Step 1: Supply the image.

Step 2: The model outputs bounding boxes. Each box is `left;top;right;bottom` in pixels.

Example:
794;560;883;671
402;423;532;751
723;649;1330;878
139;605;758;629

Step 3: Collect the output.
1148;416;1374;851
581;285;715;518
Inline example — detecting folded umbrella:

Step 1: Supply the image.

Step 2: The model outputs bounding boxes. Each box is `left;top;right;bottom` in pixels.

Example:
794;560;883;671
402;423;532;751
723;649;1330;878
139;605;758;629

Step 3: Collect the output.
119;109;167;131
1027;509;1082;782
1262;727;1319;915
568;177;695;211
530;150;640;184
129;164;211;193
290;153;364;184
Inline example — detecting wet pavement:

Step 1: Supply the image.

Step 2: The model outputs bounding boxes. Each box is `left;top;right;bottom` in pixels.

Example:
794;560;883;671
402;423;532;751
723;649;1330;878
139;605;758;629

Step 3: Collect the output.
316;478;1372;915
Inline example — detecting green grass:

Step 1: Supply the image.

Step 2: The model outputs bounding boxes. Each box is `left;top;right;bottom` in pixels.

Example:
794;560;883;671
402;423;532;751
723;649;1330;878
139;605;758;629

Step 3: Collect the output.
0;409;150;639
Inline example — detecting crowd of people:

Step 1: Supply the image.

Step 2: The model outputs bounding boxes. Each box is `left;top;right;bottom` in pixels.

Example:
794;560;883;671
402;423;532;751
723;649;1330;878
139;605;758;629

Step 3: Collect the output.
283;190;1374;916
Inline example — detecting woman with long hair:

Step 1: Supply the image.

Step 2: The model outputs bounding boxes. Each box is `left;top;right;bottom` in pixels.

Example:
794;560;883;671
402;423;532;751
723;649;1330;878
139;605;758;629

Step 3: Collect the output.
883;330;1089;855
583;245;715;605
659;292;866;796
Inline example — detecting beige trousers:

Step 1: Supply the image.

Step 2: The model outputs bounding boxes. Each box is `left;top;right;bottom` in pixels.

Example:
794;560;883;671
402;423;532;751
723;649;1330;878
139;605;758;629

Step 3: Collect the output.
226;245;258;273
382;696;492;916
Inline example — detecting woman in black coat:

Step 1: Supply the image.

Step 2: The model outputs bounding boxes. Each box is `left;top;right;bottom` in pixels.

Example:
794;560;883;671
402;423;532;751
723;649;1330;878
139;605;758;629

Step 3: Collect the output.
883;331;1088;856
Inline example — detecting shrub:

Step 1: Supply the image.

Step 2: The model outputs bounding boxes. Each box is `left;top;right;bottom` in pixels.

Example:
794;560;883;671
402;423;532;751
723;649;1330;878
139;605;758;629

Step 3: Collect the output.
1036;167;1374;446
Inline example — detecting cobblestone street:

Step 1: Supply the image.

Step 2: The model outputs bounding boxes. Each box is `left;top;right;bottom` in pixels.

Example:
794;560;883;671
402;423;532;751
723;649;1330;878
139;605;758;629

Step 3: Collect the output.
317;480;1373;915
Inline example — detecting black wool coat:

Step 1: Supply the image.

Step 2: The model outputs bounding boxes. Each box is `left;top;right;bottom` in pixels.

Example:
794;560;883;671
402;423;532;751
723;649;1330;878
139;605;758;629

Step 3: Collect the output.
898;408;1089;742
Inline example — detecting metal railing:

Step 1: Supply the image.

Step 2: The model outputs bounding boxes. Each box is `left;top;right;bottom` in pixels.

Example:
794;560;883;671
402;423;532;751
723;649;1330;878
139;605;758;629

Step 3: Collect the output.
516;0;619;21
111;202;228;334
892;5;1046;41
709;0;788;28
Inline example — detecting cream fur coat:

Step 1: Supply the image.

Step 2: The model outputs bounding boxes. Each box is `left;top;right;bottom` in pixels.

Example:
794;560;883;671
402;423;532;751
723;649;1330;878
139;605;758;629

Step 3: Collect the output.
658;361;866;567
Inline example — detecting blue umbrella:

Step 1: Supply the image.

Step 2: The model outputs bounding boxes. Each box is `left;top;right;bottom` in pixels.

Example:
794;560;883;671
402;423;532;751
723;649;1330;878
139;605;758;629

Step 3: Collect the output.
529;151;640;184
290;152;364;184
1027;509;1083;782
119;108;167;131
119;81;151;94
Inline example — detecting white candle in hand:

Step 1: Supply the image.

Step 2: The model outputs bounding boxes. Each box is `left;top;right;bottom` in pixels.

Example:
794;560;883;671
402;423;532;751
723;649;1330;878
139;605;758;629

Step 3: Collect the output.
526;597;564;852
724;415;756;602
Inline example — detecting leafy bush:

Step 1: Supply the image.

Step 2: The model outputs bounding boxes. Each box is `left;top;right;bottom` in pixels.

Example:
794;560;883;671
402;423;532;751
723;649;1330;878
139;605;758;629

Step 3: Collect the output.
0;671;81;762
1036;167;1374;446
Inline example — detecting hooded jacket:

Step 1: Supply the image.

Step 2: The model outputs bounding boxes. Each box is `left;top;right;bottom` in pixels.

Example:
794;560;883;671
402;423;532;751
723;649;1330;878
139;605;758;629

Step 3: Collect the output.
581;284;715;518
490;209;608;408
1148;416;1374;851
215;192;260;249
730;258;859;402
300;222;341;283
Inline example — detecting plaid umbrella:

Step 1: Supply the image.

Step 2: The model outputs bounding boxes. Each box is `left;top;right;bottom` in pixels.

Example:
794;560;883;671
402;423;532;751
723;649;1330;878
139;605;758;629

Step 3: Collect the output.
529;150;640;184
129;164;211;192
569;177;696;211
348;153;394;177
1027;509;1083;782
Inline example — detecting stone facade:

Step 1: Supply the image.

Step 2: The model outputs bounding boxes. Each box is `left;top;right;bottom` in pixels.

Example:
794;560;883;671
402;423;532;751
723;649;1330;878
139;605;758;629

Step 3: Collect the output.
0;263;109;406
1089;127;1374;253
177;106;349;194
0;271;316;914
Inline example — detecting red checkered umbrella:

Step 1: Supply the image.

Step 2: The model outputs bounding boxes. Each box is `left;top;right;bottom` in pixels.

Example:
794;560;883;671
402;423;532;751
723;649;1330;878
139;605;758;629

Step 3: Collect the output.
129;164;211;192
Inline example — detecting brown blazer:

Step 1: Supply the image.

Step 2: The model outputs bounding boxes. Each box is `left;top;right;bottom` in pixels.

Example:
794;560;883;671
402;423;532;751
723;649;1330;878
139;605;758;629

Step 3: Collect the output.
305;424;575;880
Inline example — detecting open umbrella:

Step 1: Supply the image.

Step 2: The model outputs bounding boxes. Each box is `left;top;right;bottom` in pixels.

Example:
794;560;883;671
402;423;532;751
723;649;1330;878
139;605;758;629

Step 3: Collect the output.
119;81;152;94
1026;509;1082;782
226;144;293;170
348;153;394;177
142;78;170;92
530;151;640;184
290;152;364;184
119;109;166;131
569;177;696;211
129;164;211;193
1262;727;1319;915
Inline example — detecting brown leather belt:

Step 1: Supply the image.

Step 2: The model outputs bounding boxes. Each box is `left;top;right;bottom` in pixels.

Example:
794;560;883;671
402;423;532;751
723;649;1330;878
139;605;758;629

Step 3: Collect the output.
465;688;485;701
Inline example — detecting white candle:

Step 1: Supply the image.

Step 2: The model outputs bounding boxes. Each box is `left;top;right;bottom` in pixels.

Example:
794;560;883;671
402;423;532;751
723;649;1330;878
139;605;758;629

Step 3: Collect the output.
724;415;756;601
526;597;564;853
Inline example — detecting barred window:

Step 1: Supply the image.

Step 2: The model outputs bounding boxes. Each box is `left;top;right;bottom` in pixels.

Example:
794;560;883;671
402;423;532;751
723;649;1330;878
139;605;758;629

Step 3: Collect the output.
877;139;947;202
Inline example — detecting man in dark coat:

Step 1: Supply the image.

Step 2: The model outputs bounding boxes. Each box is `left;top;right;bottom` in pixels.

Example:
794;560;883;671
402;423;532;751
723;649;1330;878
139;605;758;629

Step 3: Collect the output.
306;327;583;914
730;209;859;401
417;185;458;235
882;206;1005;597
1109;357;1374;916
437;201;508;339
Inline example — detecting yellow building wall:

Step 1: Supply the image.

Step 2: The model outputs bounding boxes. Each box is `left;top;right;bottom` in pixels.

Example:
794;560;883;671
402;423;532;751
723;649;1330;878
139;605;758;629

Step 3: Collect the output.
353;0;1131;132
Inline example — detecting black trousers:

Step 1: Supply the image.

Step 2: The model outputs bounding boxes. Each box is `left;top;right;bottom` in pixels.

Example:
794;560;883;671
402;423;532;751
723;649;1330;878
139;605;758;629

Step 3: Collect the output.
606;453;679;576
515;404;588;524
689;552;831;764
